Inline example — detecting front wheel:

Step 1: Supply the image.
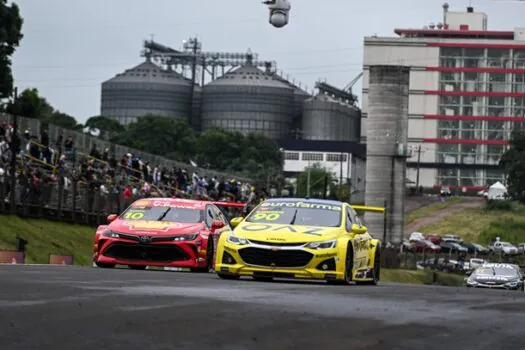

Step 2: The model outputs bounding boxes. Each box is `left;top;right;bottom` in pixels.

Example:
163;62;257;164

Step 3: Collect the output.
356;249;380;286
327;244;353;285
191;240;215;273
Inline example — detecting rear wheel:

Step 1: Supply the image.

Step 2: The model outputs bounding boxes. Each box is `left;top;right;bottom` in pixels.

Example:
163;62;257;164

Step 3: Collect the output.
129;265;147;270
95;262;115;269
356;248;380;286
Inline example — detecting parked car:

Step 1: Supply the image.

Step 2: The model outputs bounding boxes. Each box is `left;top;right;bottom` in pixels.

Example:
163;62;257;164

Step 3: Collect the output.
443;234;463;243
409;232;424;242
517;243;525;254
440;186;452;197
413;239;441;253
425;234;442;245
461;242;490;255
491;241;519;256
440;241;468;254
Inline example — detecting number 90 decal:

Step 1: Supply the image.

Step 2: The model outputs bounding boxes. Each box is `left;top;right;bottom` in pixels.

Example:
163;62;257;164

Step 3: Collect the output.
123;211;144;220
251;212;281;221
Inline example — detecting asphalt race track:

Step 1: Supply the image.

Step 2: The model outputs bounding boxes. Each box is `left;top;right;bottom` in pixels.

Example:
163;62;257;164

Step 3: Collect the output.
1;266;524;350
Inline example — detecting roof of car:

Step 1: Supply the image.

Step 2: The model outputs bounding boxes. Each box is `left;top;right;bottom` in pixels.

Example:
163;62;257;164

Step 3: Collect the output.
264;198;343;206
130;197;210;209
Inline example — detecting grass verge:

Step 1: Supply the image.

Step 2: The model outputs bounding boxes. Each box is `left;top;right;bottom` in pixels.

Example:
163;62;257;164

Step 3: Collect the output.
382;268;464;286
0;215;94;265
419;201;525;244
406;197;463;224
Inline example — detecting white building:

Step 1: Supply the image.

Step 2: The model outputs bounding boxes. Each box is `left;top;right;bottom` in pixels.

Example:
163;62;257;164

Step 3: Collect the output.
279;140;366;203
362;4;525;191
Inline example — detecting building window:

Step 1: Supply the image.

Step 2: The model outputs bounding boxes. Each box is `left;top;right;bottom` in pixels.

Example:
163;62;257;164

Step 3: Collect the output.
514;49;525;69
284;152;299;160
302;153;323;161
326;154;347;162
487;49;511;68
513;73;525;93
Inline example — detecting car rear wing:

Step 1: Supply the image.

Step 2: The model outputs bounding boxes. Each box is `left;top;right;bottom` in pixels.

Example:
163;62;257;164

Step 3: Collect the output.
351;204;387;244
212;201;247;220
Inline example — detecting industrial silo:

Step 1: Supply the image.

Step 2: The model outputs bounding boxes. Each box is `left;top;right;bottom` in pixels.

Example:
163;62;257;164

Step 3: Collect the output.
301;94;361;141
364;65;410;245
100;60;192;125
201;63;295;139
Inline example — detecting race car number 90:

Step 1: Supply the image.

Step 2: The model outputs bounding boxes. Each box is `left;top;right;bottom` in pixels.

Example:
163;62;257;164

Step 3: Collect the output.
251;212;282;221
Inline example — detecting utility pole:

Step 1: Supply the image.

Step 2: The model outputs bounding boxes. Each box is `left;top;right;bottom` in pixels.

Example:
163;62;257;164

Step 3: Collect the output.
415;144;422;189
187;37;199;130
10;87;18;213
306;166;311;197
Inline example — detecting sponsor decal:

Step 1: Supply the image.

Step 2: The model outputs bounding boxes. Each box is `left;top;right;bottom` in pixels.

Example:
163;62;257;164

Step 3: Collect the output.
317;253;337;258
475;275;508;281
482;263;516;269
261;201;342;211
250;211;285;221
240;224;324;236
122;221;182;232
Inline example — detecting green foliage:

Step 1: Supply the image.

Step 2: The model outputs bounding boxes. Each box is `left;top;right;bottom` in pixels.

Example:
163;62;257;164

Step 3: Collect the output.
483;200;513;211
296;163;334;198
0;0;23;99
111;115;197;162
500;130;525;202
478;218;525;245
85;115;124;134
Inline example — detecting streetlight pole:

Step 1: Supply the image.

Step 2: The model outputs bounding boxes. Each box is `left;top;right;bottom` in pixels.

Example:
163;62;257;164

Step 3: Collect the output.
306;165;311;197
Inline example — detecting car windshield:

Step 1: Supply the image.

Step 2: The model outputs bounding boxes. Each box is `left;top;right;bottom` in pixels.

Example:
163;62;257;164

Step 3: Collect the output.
473;267;518;277
119;205;203;223
501;242;513;247
245;201;342;227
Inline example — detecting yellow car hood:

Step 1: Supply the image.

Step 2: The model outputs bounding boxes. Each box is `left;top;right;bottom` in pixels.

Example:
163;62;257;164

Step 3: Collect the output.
233;222;341;243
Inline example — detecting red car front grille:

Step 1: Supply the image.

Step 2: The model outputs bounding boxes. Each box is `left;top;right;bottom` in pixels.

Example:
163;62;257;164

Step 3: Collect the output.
103;242;189;262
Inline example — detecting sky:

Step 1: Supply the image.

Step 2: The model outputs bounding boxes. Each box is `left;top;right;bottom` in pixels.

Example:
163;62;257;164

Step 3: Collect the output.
9;0;525;124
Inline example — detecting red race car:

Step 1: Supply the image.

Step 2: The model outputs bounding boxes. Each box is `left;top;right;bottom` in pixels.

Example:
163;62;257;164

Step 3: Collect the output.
92;197;246;271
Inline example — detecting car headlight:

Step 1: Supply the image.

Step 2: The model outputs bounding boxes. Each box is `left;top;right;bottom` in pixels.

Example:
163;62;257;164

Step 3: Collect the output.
466;279;477;285
173;233;199;241
102;230;120;238
227;235;248;245
505;281;518;287
305;240;337;249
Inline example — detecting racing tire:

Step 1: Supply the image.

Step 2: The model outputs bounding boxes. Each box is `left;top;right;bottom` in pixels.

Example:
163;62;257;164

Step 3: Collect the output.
95;262;115;269
191;240;215;273
327;243;353;285
217;273;240;280
128;265;147;270
356;248;381;286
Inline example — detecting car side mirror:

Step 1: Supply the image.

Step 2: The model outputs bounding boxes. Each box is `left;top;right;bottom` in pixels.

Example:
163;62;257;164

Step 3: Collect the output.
107;214;118;223
211;220;225;230
351;224;367;234
230;217;243;228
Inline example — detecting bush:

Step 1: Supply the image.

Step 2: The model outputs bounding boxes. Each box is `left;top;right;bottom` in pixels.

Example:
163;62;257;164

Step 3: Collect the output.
484;200;513;211
478;218;525;244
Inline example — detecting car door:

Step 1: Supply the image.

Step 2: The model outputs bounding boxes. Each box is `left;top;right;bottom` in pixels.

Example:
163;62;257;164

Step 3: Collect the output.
346;205;368;268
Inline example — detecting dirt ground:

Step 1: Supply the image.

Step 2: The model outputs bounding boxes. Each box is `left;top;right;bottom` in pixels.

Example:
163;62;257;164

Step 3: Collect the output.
404;197;484;236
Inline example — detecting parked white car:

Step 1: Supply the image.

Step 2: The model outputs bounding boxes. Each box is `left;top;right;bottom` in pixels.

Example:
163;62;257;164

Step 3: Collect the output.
491;241;519;256
409;232;424;242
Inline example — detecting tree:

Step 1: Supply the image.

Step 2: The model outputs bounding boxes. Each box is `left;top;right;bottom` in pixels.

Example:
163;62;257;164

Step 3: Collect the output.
43;110;81;130
112;115;197;162
295;163;334;198
85;116;124;134
5;88;53;118
0;0;23;100
500;130;525;202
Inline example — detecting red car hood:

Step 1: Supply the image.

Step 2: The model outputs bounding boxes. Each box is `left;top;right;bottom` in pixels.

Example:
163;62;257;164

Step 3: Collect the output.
108;220;204;236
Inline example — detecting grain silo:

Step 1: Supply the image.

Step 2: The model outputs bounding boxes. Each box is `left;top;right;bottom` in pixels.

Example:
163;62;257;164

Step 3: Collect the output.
201;61;295;139
301;94;361;141
364;65;410;245
100;60;192;125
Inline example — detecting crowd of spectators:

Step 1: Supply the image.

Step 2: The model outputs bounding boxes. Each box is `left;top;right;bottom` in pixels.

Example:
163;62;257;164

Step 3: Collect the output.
0;121;266;215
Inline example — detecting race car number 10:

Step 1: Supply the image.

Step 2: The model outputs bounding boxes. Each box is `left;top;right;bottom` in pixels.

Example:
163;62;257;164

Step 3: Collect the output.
252;212;281;221
123;211;144;220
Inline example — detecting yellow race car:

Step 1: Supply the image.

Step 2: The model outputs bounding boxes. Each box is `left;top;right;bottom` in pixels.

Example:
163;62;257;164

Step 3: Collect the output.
214;198;382;285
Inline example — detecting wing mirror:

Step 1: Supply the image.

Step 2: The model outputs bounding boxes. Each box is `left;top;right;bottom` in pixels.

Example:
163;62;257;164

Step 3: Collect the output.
230;217;244;228
211;220;225;230
351;224;367;234
107;214;118;223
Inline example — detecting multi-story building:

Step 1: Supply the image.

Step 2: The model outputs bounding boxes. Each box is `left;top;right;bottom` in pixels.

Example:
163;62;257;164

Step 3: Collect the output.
362;4;525;190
